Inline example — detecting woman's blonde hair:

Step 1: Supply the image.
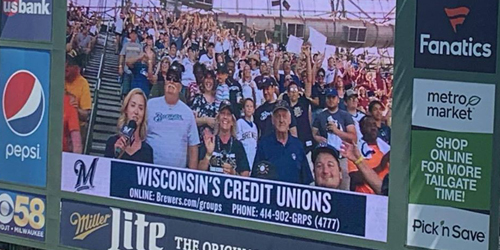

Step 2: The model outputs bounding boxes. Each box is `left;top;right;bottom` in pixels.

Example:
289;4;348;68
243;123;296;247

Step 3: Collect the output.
117;88;148;141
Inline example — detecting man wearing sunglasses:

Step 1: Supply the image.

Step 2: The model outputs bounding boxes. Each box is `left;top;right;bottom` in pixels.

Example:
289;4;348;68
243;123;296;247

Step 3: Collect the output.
146;62;200;169
282;82;314;154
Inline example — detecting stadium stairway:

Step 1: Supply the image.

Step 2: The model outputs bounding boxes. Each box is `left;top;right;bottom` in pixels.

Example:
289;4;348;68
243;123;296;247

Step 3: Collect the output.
83;31;122;156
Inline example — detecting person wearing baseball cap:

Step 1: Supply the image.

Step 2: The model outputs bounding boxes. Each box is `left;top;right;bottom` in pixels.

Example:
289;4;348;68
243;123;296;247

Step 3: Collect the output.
65;50;91;134
344;88;365;140
310;68;332;121
312;86;356;191
312;143;342;189
215;62;230;108
251;100;313;185
118;28;141;98
199;100;250;176
254;77;297;138
146;61;200;169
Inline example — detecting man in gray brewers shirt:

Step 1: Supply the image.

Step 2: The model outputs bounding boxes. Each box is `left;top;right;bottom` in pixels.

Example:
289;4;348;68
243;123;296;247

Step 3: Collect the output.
146;62;200;169
312;88;356;191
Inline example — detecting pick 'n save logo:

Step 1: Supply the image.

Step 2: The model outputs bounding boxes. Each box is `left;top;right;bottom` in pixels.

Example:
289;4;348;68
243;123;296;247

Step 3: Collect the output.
414;0;498;73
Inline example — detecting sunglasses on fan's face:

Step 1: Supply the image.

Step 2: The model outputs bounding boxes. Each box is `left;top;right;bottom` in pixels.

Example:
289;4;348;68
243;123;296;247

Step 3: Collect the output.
166;74;180;82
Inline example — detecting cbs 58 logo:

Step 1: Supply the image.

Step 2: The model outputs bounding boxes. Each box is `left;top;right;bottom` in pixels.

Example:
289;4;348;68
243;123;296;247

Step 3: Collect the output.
0;193;45;230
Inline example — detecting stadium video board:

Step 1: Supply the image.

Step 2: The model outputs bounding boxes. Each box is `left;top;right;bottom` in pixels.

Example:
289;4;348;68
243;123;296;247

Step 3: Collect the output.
60;0;394;248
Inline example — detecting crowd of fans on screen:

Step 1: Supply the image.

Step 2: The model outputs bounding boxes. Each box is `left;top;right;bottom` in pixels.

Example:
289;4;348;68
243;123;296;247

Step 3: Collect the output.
63;2;392;196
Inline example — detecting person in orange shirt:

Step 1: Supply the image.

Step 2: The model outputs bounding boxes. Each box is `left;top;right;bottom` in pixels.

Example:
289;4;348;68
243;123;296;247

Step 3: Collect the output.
65;50;92;144
63;93;82;153
346;116;389;194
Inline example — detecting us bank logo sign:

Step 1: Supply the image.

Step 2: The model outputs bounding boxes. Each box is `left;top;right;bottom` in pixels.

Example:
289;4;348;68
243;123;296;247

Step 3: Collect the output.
414;0;498;73
0;48;50;187
0;0;52;41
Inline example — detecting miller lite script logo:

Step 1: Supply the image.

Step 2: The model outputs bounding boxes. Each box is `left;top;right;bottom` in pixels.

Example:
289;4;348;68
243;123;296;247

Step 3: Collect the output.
74;158;98;191
68;207;167;250
71;212;111;240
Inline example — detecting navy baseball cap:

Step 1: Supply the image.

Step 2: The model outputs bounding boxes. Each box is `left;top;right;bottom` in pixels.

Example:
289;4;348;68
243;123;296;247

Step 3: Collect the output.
259;76;277;89
216;63;229;74
312;143;340;164
66;49;84;68
272;100;290;114
325;88;338;97
166;61;184;82
218;100;234;115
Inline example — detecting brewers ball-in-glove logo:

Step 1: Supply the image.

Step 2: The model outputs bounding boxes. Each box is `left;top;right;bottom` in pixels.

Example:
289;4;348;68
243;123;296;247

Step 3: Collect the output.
414;0;498;73
256;162;270;175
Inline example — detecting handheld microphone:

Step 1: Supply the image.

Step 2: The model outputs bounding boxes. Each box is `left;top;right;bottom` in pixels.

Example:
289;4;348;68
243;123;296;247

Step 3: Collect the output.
115;120;137;158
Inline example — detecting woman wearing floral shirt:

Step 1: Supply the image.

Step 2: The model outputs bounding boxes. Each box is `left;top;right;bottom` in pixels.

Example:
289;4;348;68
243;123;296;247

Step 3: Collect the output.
191;72;218;141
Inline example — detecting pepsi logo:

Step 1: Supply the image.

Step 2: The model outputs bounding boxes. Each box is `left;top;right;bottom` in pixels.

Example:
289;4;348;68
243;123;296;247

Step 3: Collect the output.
2;70;45;137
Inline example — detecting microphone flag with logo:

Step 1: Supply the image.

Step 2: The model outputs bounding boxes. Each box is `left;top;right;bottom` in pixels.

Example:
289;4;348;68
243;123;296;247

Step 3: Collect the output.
115;120;137;158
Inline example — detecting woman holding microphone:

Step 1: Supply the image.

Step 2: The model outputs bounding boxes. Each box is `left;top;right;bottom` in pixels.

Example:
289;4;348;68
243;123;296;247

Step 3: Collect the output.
104;88;154;163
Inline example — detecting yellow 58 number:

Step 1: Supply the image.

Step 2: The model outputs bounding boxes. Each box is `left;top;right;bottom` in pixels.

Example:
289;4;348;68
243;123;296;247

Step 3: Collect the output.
13;195;45;230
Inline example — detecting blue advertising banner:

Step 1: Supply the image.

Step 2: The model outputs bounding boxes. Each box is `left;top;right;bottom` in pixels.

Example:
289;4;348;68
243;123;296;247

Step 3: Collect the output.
61;153;388;242
414;0;498;73
110;160;366;237
0;48;49;187
60;199;369;250
0;189;46;241
0;0;53;41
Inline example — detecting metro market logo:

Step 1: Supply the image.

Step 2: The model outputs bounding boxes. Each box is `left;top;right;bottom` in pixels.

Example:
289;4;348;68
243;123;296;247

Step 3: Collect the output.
2;0;51;16
426;91;481;121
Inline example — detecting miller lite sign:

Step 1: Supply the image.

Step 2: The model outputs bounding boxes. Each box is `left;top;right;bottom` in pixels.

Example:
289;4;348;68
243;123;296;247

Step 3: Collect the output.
60;200;167;250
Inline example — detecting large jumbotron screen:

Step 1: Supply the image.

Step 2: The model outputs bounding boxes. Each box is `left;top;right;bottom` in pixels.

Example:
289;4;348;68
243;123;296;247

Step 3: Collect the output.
60;0;394;248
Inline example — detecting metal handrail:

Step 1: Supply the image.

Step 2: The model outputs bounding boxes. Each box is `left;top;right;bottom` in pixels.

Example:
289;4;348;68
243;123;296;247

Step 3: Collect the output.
84;31;109;154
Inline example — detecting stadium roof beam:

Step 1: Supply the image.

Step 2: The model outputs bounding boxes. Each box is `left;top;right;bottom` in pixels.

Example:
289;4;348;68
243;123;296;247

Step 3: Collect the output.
347;0;375;22
178;0;213;10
